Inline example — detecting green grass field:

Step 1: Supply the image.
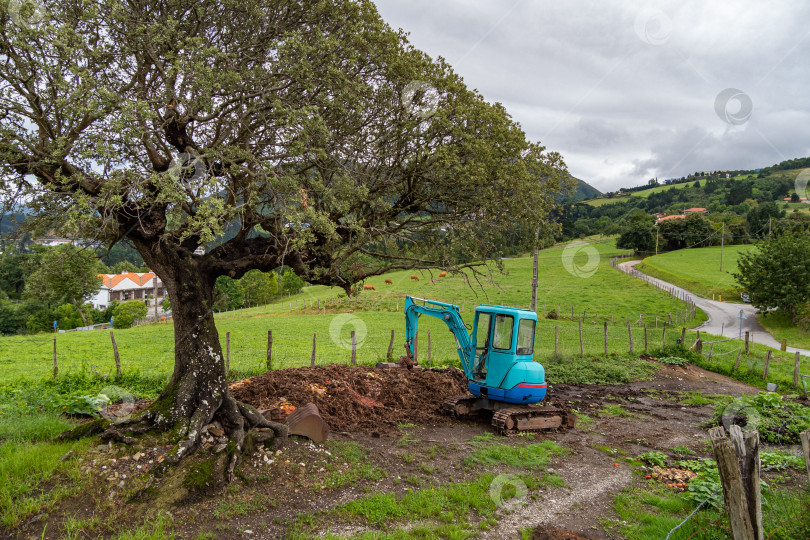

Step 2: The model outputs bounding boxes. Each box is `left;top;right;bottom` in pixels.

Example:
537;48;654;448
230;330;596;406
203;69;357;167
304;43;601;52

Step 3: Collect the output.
0;240;706;382
627;179;706;198
583;196;631;207
637;246;753;302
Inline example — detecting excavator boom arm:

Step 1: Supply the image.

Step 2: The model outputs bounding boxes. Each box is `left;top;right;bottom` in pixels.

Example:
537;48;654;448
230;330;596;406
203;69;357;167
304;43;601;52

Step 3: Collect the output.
404;296;475;377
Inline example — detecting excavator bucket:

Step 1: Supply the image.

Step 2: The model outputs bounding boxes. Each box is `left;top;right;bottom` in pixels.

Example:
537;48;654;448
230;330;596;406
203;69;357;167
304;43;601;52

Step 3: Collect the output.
285;403;329;443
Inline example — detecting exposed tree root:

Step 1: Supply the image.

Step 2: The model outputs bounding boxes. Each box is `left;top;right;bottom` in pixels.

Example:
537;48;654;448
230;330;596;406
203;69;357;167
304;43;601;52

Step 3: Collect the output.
59;388;289;484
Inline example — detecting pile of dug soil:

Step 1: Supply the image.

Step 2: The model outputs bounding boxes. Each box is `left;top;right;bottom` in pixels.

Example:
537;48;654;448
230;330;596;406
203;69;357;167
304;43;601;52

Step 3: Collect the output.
231;364;467;434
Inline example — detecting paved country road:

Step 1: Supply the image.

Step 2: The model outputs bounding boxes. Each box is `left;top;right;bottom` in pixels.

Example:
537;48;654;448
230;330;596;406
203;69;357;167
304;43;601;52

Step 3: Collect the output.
617;260;810;357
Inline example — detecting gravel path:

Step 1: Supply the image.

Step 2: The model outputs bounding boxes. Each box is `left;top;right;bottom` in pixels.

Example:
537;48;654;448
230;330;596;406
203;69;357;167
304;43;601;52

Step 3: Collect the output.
617;260;810;356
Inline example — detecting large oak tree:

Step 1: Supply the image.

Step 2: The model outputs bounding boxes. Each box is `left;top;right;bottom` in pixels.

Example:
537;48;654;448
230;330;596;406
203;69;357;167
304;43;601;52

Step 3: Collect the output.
0;0;569;470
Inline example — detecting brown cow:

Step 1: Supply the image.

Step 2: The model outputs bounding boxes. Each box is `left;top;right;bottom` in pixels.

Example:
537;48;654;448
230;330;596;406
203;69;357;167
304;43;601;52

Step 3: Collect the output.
363;284;376;291
385;279;393;285
439;271;447;278
410;275;419;281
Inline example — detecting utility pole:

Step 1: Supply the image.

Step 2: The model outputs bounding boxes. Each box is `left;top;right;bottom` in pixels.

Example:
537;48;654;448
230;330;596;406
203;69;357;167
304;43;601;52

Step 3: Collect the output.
531;228;539;312
720;222;724;272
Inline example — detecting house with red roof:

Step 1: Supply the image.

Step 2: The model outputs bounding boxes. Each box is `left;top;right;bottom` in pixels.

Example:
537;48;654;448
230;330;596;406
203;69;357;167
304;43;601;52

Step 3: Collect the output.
90;272;165;309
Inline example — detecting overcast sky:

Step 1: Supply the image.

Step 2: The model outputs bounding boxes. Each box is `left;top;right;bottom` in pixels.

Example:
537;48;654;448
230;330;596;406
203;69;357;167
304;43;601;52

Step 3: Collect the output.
373;0;810;192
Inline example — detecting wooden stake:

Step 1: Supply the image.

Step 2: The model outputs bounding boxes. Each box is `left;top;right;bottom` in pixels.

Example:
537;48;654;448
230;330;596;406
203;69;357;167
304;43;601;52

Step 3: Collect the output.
681;327;686;344
763;351;771;380
351;330;357;365
643;324;648;351
311;333;317;367
110;331;121;380
708;343;714;361
735;349;742;372
745;331;750;355
578;320;584;358
743;431;763;539
628;323;633;354
266;330;273;371
387;329;395;360
52;333;58;379
795;351;802;387
554;326;559;355
662;326;666;348
603;321;608;356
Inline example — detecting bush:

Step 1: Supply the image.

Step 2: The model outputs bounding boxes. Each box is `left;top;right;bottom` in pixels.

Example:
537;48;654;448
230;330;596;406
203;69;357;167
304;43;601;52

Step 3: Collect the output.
112;300;148;328
545;309;559;320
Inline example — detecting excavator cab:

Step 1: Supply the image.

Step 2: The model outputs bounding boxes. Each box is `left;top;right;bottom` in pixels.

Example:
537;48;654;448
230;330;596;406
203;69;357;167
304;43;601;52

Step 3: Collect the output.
469;305;546;404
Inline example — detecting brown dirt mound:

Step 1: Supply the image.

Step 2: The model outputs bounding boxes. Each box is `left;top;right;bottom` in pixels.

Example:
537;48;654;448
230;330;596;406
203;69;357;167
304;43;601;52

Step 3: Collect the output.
231;364;467;434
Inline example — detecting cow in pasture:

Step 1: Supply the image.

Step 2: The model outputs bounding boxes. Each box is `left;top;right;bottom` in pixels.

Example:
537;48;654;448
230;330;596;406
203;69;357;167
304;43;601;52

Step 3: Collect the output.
385;279;393;285
363;284;375;291
410;275;419;281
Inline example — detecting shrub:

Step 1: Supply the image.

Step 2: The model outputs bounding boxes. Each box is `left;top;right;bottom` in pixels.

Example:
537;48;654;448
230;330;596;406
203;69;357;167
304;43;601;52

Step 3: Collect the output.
112;300;148;329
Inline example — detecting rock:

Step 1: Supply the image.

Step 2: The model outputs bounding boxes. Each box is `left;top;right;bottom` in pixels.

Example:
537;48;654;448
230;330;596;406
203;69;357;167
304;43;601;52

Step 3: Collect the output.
132;452;144;461
59;450;76;462
213;443;228;454
118;480;125;488
207;425;225;437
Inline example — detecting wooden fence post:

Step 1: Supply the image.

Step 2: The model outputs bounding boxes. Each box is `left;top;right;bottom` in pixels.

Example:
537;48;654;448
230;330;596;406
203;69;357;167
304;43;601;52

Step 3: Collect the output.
603;321;608;356
795;352;802;387
627;323;633;354
350;331;357;365
681;327;686;344
735;349;742;372
709;426;756;540
311;333;317;367
762;351;771;380
800;430;810;483
226;331;231;372
708;343;714;361
578;320;584;358
266;330;273;371
52;333;58;379
643;324;648;351
554;326;559;356
662;326;666;348
387;330;395;360
745;331;750;355
781;338;787;352
571;305;574;321
110;331;121;380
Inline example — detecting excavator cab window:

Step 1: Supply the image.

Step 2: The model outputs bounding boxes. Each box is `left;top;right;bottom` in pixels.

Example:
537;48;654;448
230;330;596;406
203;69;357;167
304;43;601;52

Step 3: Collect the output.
516;319;536;355
473;313;492;379
493;314;514;350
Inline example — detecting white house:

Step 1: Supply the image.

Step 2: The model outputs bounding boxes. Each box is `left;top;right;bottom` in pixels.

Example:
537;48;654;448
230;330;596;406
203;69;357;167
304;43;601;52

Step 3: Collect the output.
90;272;165;310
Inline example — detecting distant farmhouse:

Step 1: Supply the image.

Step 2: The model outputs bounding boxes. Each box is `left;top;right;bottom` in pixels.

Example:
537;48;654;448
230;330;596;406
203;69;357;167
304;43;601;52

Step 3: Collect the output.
90;272;165;310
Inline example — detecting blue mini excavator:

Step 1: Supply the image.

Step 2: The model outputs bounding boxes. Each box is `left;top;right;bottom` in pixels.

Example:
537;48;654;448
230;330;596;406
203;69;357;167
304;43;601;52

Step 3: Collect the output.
402;296;576;435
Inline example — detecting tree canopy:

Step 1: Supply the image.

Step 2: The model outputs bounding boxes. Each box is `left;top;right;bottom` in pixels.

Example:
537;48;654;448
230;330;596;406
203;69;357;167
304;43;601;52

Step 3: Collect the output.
0;0;570;468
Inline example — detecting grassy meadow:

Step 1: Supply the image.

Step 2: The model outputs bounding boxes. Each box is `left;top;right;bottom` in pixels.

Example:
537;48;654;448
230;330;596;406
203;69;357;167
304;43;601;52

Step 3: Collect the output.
636;245;752;302
0;240;707;382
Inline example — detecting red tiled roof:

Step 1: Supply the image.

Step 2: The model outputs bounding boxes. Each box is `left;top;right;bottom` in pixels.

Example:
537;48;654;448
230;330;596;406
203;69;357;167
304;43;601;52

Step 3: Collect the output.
99;272;156;289
657;215;686;223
